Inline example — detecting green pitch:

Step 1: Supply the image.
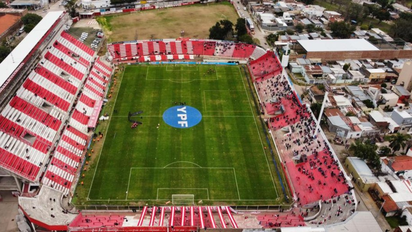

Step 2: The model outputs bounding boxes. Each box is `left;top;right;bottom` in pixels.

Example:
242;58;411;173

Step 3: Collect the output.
87;64;282;205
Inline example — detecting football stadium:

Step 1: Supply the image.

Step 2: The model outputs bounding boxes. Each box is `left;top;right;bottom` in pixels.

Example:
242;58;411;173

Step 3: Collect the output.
0;3;360;232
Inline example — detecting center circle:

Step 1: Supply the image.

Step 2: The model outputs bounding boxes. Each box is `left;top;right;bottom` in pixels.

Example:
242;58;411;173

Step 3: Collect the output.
162;105;202;128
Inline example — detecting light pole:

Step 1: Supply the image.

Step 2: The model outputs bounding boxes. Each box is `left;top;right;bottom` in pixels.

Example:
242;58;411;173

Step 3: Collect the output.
375;199;386;218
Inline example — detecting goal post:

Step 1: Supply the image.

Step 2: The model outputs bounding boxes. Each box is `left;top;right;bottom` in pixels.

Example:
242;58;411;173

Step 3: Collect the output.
172;194;195;205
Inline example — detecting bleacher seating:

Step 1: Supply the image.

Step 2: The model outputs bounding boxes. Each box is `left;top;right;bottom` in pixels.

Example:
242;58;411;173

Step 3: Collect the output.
107;40;268;63
60;31;95;56
249;51;282;79
0;29;103;185
44;51;85;81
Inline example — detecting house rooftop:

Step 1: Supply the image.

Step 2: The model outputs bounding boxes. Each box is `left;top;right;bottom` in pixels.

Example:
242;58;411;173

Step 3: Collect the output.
0;14;21;36
297;39;379;52
324;108;344;117
369;111;386;122
383;156;412;172
382;195;398;212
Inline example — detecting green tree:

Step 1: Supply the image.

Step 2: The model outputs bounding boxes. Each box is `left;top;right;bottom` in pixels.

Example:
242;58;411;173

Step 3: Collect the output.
378;146;392;156
0;45;10;63
64;0;78;17
300;0;314;4
266;33;278;46
209;20;233;40
0;1;8;7
389;133;411;152
238;34;254;44
329;21;355;38
363;99;374;108
349;139;381;171
305;24;316;33
390;13;412;42
373;9;390;23
21;14;42;32
310;102;322;118
23;24;35;33
295;23;304;33
22;13;42;25
346;111;356;116
286;29;294;35
235;18;247;37
343;63;350;71
345;3;364;23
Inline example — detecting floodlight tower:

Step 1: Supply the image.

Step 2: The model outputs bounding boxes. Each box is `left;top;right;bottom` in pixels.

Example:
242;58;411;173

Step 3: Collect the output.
280;42;290;81
312;91;328;138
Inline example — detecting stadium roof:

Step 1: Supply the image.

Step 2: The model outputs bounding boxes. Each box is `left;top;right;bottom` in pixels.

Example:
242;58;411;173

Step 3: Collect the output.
297;39;379;52
0;11;63;92
324;211;381;232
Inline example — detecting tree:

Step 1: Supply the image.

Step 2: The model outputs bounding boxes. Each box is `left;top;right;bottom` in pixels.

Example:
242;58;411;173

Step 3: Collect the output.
235;18;247;37
378;146;392;156
329;21;355;38
389;133;411;152
373;9;390;23
266;33;278;46
381;83;387;88
64;0;78;17
343;63;350;71
0;1;8;7
22;13;42;26
209;20;233;40
239;34;254;44
349;139;381;171
345;3;364;23
300;0;314;4
295;23;304;33
363;99;374;108
305;24;316;33
310;102;322;118
0;46;10;63
346;112;356;116
286;29;294;35
391;13;412;42
23;24;35;33
21;13;42;33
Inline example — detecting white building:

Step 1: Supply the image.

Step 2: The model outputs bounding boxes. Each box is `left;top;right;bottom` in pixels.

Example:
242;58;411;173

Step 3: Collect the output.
302;5;325;18
81;0;110;9
391;108;412;133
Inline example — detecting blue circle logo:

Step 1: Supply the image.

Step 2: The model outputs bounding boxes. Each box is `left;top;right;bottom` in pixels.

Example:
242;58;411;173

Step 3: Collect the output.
162;106;202;128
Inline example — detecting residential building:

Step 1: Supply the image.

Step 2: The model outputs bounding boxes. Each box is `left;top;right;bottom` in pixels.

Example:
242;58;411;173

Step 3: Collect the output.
345;157;379;192
381;156;412;180
0;9;26;42
391;108;412;133
323;11;342;22
364;68;386;83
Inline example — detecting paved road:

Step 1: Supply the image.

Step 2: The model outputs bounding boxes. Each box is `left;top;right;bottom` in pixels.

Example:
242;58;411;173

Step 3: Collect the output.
231;1;270;49
0;191;18;232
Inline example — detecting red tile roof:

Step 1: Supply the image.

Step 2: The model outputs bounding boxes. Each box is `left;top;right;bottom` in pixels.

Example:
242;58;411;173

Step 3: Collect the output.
382;195;398;212
0;14;21;36
383;156;412;172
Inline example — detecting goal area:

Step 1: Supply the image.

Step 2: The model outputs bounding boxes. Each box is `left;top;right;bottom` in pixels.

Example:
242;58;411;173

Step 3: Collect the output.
172;194;195;205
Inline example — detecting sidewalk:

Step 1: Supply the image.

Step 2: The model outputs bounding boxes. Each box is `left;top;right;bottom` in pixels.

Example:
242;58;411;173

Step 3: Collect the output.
353;178;392;232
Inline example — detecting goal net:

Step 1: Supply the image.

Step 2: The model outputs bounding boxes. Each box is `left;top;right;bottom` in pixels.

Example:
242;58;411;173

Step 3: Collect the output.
172;194;195;205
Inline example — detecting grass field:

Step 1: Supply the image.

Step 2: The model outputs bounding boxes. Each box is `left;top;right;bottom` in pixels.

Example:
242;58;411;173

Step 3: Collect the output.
96;2;239;42
84;64;285;205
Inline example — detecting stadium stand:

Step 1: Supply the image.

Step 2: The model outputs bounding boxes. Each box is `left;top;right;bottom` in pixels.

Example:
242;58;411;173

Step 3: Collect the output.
107;40;267;62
